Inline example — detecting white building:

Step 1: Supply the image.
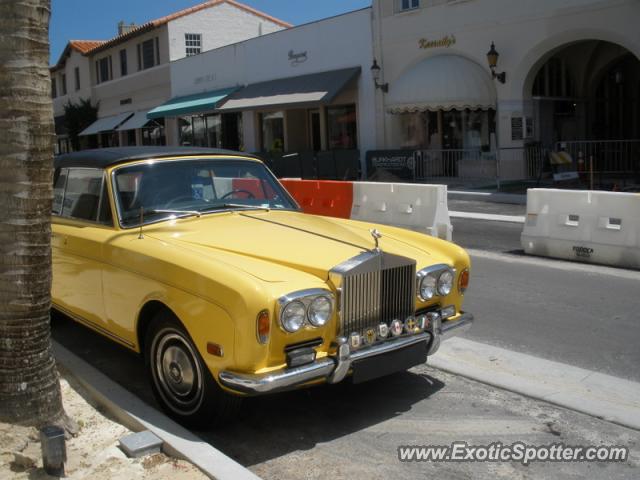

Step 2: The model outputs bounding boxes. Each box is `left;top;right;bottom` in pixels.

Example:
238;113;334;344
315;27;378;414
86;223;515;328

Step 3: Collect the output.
150;7;375;178
51;0;290;153
53;0;639;185
371;0;640;184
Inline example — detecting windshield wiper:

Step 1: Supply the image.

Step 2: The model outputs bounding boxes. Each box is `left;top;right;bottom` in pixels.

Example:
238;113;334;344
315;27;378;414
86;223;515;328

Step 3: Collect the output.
148;209;202;218
199;203;271;213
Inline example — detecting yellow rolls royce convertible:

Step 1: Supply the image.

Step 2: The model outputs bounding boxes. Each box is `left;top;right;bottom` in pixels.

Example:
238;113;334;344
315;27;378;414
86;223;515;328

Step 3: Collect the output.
51;147;473;426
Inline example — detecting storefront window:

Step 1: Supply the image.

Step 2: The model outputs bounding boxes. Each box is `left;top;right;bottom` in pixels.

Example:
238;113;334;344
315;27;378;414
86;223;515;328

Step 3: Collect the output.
123;129;136;146
179;114;241;149
327;105;357;150
261;111;284;152
179;117;193;146
142;119;166;146
192;115;206;147
100;132;119;148
394;109;495;151
205;114;222;148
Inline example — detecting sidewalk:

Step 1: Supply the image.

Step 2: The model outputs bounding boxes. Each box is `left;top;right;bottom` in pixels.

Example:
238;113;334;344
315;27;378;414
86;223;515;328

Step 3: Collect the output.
0;367;207;480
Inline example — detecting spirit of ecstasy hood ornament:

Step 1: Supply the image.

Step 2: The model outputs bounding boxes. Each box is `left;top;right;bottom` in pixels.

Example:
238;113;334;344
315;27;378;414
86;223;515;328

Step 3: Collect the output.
370;229;382;251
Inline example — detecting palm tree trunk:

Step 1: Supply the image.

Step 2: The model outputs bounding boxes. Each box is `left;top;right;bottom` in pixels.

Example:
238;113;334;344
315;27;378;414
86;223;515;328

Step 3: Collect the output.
0;0;64;426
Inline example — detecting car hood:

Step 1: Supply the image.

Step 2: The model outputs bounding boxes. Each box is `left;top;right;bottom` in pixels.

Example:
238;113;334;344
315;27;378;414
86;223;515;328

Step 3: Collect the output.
145;210;435;282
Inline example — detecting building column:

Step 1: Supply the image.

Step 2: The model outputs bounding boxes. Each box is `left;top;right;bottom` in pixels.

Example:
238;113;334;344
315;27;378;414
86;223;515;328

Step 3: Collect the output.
135;128;143;146
165;117;179;146
241;110;258;152
319;107;328;151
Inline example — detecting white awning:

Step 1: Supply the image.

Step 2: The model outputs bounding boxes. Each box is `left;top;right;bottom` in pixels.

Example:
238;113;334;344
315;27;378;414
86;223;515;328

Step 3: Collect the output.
387;55;496;113
116;111;153;131
79;112;133;136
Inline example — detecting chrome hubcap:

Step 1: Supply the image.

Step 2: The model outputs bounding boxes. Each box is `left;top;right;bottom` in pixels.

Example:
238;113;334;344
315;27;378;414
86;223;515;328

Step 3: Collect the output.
162;346;195;397
153;331;204;415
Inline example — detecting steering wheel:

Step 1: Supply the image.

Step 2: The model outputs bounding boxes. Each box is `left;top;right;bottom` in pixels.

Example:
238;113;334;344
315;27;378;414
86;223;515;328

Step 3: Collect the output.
220;189;256;200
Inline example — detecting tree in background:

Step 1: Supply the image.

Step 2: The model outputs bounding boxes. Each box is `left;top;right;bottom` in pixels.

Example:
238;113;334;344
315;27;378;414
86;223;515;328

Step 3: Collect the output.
64;98;98;151
0;0;66;427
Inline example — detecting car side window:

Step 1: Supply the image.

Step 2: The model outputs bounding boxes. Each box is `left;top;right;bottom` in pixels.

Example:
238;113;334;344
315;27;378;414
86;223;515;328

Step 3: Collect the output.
58;168;111;224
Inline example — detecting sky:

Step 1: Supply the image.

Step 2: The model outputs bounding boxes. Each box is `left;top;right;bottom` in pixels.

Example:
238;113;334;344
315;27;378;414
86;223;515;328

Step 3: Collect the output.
50;0;372;64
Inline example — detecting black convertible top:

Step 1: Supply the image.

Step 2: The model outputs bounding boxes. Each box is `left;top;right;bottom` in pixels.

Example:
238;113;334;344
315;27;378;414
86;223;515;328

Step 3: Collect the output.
54;146;260;170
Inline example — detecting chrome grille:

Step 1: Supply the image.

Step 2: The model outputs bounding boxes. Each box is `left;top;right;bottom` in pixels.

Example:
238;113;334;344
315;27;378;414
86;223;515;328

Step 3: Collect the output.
330;252;416;336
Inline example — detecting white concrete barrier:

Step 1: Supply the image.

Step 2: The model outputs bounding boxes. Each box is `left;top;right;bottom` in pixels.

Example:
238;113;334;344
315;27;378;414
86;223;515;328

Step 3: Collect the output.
351;182;452;241
521;188;640;269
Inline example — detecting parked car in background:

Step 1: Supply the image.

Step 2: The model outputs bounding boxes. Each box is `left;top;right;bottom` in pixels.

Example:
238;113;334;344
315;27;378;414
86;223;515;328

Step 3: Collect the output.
51;147;473;426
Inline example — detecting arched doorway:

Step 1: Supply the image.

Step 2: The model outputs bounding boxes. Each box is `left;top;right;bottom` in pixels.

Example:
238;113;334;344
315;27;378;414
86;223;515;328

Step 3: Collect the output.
528;40;640;182
531;40;639;145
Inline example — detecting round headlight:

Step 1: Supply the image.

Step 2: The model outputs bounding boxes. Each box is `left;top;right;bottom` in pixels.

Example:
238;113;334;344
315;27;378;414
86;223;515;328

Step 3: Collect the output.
281;301;306;332
419;273;437;301
308;296;332;327
437;270;454;296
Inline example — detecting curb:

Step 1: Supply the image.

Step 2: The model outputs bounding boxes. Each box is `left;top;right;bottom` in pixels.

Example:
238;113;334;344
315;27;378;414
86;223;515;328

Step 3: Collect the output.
430;337;640;431
449;190;527;205
53;341;261;480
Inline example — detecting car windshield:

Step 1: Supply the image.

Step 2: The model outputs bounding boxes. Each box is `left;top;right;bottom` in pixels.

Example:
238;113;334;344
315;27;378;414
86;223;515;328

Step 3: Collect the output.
113;158;297;227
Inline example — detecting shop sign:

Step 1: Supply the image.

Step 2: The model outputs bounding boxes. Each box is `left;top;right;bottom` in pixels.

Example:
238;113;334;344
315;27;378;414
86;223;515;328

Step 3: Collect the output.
194;73;216;85
288;50;308;66
366;150;416;180
419;35;456;50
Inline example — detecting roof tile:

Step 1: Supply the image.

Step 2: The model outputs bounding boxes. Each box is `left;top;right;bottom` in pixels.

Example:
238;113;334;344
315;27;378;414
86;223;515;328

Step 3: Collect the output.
88;0;291;55
69;40;106;54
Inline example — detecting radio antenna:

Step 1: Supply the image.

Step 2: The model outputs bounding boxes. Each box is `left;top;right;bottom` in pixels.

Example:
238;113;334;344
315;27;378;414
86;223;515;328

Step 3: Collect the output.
138;207;144;239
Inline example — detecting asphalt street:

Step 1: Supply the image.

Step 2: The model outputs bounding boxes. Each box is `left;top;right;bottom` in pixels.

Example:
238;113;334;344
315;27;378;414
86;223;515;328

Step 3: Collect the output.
446;206;640;382
461;252;640;381
51;314;640;480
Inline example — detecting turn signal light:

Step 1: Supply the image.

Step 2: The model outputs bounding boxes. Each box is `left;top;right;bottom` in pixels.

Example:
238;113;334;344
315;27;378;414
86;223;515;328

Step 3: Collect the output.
207;342;224;357
459;269;470;293
257;310;270;344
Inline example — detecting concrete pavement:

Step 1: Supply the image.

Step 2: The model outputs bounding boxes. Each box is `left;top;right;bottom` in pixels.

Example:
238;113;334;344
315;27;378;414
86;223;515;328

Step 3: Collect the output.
431;337;640;430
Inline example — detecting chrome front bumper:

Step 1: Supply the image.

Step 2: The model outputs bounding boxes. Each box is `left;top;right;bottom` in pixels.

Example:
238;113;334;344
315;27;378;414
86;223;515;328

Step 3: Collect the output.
219;312;474;395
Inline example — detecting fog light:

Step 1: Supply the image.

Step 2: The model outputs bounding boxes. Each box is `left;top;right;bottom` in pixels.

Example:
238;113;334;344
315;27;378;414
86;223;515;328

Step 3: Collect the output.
416;314;429;331
286;347;317;368
441;306;456;320
390;319;403;337
350;332;362;349
378;323;389;339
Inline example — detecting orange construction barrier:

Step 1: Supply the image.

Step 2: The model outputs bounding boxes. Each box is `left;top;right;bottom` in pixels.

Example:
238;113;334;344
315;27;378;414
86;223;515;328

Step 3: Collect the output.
280;179;354;219
232;178;276;200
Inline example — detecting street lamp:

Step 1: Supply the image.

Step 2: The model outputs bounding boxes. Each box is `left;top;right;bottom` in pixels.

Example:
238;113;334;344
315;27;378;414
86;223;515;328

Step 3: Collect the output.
371;59;389;93
486;42;506;84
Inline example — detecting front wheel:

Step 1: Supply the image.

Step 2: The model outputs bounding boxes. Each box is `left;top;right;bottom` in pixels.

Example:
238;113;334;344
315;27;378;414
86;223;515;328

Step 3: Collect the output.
145;311;240;428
